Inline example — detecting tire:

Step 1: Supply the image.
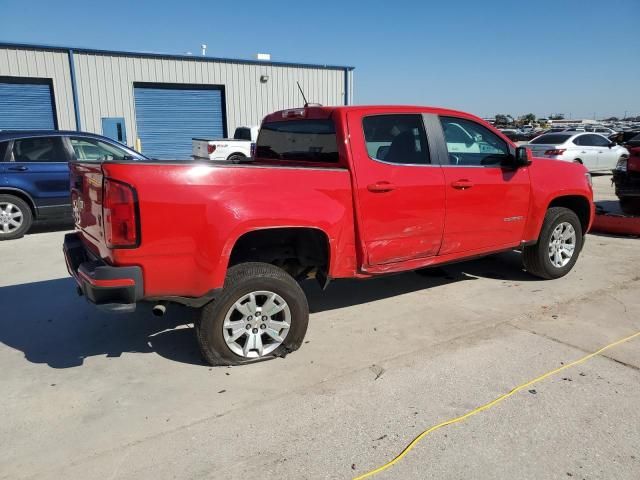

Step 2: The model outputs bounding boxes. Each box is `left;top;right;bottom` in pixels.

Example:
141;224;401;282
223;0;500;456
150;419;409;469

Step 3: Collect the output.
522;207;583;280
0;194;33;241
195;262;309;366
227;153;247;163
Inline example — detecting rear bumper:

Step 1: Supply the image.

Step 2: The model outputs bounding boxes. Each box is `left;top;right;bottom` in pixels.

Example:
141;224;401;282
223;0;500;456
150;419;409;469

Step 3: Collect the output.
63;232;143;312
612;171;640;197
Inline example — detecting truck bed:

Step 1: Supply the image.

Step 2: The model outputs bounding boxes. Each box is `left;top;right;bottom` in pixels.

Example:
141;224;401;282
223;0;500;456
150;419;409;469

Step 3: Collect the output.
70;160;356;299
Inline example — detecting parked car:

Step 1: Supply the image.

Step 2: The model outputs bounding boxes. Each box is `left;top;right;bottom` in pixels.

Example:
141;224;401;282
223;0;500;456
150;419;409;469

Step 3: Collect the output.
499;128;522;141
612;133;640;213
64;105;594;366
192;126;259;162
609;130;640;144
0;131;147;240
525;132;629;172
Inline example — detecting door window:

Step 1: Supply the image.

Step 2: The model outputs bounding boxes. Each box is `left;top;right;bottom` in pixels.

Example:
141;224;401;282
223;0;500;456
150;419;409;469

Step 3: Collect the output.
362;114;429;164
575;134;609;147
587;134;610;147
11;137;67;162
440;117;510;166
0;141;8;162
70;137;132;161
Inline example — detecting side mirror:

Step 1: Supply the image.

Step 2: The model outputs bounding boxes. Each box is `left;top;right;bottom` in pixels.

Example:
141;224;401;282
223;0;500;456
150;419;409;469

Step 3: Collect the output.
608;142;616;148
514;146;532;167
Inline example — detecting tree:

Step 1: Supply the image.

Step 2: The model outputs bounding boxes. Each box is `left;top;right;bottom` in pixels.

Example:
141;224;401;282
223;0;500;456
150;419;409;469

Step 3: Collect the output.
549;114;565;120
494;114;510;126
520;113;536;124
516;113;536;126
604;116;619;122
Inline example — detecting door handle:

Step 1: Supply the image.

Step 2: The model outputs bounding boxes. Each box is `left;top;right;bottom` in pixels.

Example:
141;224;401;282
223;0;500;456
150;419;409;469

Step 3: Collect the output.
8;166;28;172
367;181;396;193
451;179;474;189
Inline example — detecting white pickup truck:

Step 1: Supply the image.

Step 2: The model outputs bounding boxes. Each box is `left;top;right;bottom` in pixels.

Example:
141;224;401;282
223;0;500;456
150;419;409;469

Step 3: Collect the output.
192;126;259;161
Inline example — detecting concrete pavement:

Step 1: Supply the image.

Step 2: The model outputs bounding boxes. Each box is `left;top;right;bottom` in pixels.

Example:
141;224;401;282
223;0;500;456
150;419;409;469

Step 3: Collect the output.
0;176;638;480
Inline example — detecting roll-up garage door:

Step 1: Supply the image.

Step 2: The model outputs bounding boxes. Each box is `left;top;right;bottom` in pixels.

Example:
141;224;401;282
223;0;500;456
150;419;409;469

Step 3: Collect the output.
133;84;225;159
0;79;57;130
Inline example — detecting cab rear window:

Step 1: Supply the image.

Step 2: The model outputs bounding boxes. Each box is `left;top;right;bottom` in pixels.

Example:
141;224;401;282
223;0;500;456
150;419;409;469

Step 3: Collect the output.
256;120;339;163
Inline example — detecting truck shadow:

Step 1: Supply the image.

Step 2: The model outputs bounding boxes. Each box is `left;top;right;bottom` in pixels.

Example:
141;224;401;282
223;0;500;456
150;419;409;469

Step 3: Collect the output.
306;250;536;313
0;251;534;368
0;277;202;368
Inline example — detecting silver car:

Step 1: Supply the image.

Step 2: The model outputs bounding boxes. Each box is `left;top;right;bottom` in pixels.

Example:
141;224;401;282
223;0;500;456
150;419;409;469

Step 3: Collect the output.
526;132;629;172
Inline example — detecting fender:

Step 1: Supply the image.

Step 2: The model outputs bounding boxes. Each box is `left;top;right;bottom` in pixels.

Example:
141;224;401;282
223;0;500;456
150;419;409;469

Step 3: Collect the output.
522;159;594;242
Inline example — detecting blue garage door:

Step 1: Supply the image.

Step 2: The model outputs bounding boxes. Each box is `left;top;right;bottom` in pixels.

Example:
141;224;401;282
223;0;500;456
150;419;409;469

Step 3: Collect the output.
133;85;224;159
0;80;57;130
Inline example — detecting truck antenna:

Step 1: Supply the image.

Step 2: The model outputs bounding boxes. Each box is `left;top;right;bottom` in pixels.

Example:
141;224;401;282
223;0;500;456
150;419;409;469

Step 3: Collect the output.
296;81;309;107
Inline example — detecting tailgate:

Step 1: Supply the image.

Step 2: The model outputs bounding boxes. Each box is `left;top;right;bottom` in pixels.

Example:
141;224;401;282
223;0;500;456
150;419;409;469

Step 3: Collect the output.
70;162;105;250
192;138;211;159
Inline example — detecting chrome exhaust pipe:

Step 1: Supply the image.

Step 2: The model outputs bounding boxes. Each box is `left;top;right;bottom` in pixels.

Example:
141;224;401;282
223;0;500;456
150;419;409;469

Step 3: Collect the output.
152;303;167;317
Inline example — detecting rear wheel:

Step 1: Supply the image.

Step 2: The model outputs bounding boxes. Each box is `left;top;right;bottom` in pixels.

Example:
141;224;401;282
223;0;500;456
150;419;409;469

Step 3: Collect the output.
195;262;309;366
523;207;583;279
0;195;33;241
227;153;247;163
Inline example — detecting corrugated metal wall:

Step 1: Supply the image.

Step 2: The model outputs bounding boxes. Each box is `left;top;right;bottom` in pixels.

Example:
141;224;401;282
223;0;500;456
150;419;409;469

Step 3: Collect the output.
0;47;76;129
0;46;350;147
73;53;347;146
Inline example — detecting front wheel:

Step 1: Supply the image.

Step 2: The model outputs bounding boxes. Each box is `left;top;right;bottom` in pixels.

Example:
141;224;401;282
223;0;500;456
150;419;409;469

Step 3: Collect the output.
523;207;583;280
195;262;309;366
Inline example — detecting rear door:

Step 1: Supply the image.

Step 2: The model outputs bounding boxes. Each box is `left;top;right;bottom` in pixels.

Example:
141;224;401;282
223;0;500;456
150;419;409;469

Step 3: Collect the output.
434;116;531;255
6;136;71;217
347;112;446;266
0;141;8;183
572;134;598;170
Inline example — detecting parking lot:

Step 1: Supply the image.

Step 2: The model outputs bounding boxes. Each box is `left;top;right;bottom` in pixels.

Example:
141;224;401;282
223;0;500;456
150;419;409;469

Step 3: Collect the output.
1;176;639;480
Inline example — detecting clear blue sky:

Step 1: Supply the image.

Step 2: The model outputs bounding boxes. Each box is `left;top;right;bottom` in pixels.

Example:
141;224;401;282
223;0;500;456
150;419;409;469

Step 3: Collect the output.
2;0;639;119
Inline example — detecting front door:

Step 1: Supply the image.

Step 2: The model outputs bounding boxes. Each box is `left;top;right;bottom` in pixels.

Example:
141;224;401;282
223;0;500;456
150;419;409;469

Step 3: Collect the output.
436;116;531;255
348;112;446;267
588;134;617;170
7;136;71;217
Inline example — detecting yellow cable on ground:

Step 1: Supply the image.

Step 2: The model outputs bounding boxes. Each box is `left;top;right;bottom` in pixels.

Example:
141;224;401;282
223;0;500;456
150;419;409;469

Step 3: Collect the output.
353;330;640;480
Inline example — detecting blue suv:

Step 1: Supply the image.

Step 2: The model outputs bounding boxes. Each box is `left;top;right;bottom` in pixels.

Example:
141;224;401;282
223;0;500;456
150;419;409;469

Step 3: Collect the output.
0;131;147;240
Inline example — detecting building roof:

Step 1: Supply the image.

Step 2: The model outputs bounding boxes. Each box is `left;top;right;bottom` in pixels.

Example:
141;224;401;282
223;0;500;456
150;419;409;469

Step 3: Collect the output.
0;41;354;71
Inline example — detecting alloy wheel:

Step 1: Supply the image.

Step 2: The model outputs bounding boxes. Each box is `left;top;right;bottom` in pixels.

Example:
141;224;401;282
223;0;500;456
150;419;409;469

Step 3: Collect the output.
548;221;576;268
0;202;23;235
222;290;291;358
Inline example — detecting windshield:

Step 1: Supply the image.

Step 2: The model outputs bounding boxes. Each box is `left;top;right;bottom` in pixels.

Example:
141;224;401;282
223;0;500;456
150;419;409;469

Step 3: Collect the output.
530;134;572;145
256;119;339;163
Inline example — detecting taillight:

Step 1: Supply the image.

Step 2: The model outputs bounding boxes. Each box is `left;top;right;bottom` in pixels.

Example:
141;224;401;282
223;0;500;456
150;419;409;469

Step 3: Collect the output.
103;178;139;248
207;144;216;154
544;149;566;155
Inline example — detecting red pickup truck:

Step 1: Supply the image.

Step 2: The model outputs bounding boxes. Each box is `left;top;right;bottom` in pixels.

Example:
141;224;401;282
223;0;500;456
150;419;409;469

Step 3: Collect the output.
64;105;594;366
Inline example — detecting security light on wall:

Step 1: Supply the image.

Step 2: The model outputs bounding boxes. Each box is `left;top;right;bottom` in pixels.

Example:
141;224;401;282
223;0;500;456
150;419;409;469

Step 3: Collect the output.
260;75;269;83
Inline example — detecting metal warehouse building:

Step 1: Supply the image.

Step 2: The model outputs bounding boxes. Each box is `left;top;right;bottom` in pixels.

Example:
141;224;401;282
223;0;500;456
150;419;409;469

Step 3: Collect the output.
0;42;354;158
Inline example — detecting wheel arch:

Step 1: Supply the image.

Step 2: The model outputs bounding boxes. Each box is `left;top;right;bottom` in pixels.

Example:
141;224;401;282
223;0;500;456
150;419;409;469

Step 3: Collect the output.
547;195;591;235
227;226;332;287
0;188;38;218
